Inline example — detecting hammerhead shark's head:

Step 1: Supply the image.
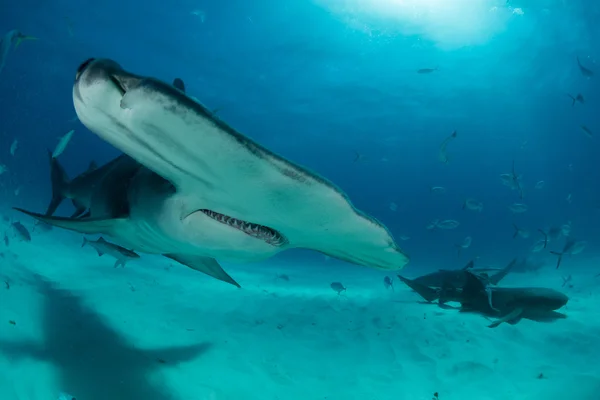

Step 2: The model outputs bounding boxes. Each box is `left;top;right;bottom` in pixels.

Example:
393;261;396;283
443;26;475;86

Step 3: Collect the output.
0;273;211;399
401;269;568;328
399;259;516;293
17;58;409;280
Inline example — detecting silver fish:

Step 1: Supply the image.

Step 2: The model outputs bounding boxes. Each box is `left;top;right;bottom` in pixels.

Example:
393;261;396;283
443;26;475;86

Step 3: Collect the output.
52;129;75;158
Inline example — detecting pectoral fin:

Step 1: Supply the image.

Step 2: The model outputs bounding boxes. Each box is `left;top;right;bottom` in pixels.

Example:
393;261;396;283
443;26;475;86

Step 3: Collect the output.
164;254;240;288
14;207;128;236
488;308;523;328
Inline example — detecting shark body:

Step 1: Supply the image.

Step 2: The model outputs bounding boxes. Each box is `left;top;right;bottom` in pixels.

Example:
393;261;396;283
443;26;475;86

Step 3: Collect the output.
16;58;409;287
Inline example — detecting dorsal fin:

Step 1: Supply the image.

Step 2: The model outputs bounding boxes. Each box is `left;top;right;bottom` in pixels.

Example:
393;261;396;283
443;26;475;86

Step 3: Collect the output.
172;78;185;93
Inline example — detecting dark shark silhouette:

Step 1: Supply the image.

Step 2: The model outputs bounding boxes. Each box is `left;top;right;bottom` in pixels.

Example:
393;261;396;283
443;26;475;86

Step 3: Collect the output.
399;269;568;328
0;273;211;399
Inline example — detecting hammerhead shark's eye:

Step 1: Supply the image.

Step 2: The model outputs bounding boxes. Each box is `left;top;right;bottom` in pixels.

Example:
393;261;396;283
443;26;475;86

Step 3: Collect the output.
75;58;95;81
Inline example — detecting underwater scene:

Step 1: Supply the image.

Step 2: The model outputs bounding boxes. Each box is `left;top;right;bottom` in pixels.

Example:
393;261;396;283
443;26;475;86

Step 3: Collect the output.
0;0;599;399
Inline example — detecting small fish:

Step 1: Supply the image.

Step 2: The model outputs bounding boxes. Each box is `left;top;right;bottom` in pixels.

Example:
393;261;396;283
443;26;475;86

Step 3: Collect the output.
0;30;37;74
330;282;346;294
0;164;7;175
568;93;584;106
576;56;594;77
531;239;546;253
399;235;410;241
389;202;398;212
3;234;9;246
463;198;483;212
566;193;572;204
581;125;593;138
82;237;140;268
9;139;18;156
512;224;530;239
509;203;528;213
427;219;460;230
534;180;545;189
275;273;290;281
11;221;31;242
571;241;587;255
383;276;394;291
52;129;75;158
550;238;584;268
438;130;457;164
430;186;446;195
417;66;438;74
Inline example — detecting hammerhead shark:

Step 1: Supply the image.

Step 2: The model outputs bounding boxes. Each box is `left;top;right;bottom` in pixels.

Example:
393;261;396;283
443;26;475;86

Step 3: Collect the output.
400;269;568;328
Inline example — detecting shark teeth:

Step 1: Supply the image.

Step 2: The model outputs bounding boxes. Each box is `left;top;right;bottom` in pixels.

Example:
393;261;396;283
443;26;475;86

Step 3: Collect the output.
200;209;287;247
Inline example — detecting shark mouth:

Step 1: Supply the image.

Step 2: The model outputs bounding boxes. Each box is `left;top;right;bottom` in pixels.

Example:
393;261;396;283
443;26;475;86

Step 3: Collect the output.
199;209;287;246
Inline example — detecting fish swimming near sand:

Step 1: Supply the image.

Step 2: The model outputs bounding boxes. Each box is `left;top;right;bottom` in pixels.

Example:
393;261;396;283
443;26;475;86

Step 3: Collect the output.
330;282;347;294
417;66;438;74
15;58;409;287
0;29;37;74
82;236;140;268
550;239;580;269
11;221;31;242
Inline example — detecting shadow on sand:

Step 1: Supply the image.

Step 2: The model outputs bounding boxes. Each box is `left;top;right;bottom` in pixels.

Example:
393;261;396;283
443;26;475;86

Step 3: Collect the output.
0;273;212;399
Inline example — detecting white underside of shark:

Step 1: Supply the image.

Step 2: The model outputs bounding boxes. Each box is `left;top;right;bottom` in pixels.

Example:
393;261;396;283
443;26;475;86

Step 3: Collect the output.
47;58;408;278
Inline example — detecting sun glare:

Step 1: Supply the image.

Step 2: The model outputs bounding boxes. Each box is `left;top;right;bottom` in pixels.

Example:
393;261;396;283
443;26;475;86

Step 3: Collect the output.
317;0;513;48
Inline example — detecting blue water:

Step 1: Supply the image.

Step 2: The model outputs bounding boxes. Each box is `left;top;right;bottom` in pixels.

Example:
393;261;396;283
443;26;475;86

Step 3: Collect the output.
1;1;599;398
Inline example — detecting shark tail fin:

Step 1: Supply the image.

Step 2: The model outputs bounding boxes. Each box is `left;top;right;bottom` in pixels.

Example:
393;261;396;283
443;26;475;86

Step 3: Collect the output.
15;34;37;48
397;275;439;303
512;224;519;239
489;258;516;285
45;150;70;216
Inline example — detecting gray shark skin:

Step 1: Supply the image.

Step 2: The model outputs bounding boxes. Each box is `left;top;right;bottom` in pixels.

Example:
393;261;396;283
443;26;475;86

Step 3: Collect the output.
17;155;241;287
400;270;568;328
46;151;139;217
459;272;568;328
399;259;515;291
68;58;409;272
0;273;211;400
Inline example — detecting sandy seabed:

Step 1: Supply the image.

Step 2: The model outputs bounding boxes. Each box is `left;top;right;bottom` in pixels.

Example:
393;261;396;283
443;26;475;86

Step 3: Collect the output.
1;228;599;400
